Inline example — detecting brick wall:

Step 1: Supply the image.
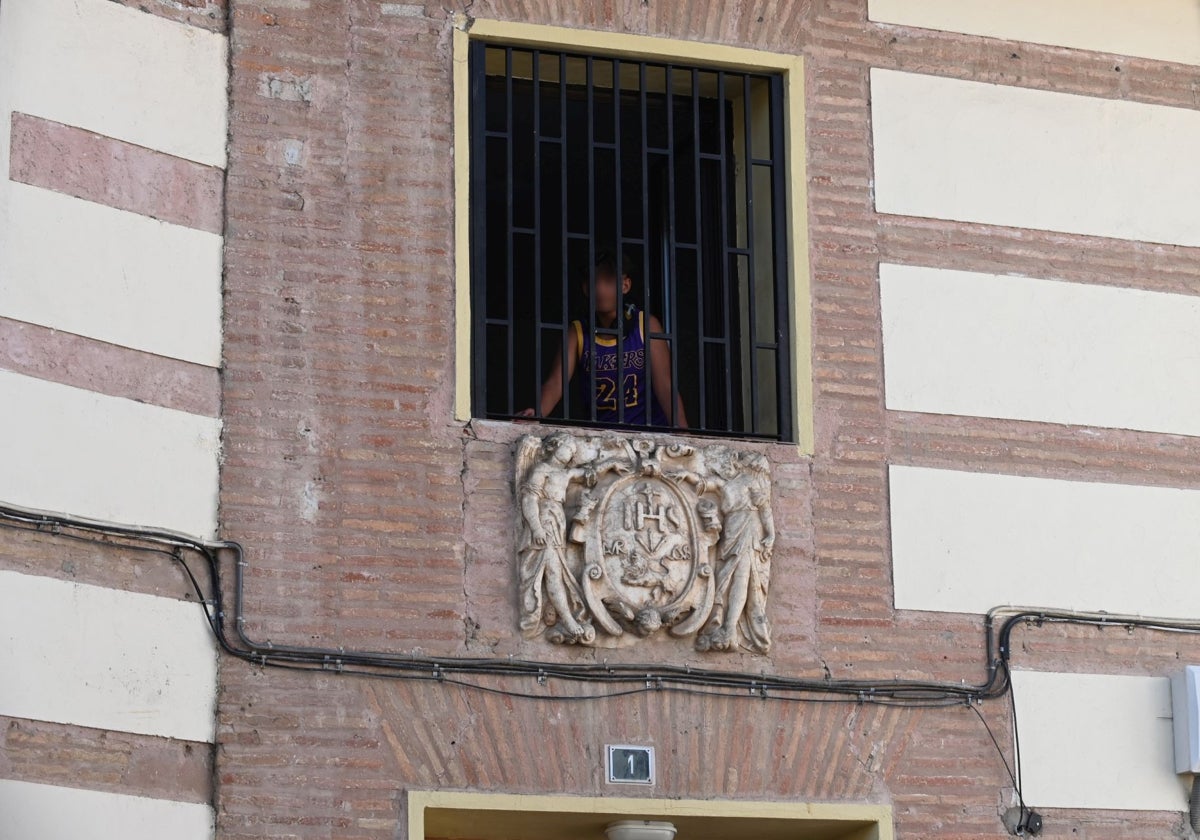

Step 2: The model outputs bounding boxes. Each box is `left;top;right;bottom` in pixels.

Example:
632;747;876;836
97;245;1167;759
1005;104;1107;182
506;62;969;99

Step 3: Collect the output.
215;1;1200;837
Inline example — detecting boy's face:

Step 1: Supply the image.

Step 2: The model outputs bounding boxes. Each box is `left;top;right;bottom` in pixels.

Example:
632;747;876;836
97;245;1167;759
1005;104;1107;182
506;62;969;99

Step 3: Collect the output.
585;269;633;313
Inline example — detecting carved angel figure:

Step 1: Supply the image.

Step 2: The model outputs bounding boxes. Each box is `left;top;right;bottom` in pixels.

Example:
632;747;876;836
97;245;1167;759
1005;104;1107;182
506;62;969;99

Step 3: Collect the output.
516;433;593;644
515;433;628;644
672;449;775;653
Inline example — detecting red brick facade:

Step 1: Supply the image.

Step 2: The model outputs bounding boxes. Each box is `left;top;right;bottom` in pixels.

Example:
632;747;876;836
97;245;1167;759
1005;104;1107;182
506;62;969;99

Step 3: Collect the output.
210;1;1200;837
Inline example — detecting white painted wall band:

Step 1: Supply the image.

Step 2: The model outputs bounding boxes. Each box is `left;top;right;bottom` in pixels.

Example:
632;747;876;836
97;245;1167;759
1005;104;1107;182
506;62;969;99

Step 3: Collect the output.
0;0;228;168
0;183;223;367
0;370;221;537
880;263;1200;437
889;465;1200;619
871;69;1200;248
0;779;214;840
0;570;218;743
869;0;1200;67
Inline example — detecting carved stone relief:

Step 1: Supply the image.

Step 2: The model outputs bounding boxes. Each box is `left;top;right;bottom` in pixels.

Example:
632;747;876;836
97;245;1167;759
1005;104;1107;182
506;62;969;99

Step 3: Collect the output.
515;432;776;653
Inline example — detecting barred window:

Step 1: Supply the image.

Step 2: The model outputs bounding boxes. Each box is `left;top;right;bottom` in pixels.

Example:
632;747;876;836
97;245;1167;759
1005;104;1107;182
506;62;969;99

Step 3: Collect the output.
469;43;793;441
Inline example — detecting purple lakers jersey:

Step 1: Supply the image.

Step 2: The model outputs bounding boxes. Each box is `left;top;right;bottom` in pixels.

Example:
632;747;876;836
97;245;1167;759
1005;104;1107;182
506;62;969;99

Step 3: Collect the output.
573;308;670;426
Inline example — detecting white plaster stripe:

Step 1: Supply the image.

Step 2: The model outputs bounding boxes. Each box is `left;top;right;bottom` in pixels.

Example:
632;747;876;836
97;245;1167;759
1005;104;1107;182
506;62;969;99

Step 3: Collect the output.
0;182;223;367
870;69;1200;248
0;778;214;840
0;571;217;744
0;370;221;538
879;263;1200;437
1010;670;1186;812
888;465;1200;619
0;0;228;168
869;0;1200;67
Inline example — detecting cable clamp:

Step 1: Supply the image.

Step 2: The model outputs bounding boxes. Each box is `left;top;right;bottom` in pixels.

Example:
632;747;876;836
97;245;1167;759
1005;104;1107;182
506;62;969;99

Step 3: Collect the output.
537;669;547;686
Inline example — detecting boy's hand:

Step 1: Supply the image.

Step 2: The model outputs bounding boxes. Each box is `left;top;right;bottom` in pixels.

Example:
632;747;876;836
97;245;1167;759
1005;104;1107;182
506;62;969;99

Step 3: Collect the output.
514;408;538;423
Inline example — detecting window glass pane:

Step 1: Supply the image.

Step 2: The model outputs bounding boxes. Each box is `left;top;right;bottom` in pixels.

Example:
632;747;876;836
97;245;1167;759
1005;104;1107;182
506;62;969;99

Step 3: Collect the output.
484;136;509;321
510;49;534;81
752;164;776;342
704;340;730;431
591;59;615;144
645;65;668;149
485;323;510;415
539;54;562;139
511;85;535;231
749;75;772;160
591;146;616;247
697;72;721;155
755;348;779;438
483;48;507;133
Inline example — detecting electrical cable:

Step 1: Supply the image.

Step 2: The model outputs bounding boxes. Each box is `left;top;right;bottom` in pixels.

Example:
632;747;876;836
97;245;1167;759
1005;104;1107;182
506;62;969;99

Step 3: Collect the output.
1006;662;1027;825
6;500;1200;722
24;500;1200;834
969;702;1020;798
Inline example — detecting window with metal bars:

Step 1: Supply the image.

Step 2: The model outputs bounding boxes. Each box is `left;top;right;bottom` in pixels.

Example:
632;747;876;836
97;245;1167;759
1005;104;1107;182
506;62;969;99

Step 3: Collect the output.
469;43;793;441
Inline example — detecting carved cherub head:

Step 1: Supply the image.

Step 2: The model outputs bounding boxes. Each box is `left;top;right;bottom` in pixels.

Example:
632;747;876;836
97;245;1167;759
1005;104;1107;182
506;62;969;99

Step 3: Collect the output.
634;608;662;636
542;432;578;465
708;447;738;480
740;452;769;474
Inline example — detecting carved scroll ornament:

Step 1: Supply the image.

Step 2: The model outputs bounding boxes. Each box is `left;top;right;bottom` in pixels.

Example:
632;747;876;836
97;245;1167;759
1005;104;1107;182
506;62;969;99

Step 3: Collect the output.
515;432;776;653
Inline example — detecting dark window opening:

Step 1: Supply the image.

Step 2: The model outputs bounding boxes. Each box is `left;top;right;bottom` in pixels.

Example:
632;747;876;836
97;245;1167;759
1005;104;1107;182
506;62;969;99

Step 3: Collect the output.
470;44;792;441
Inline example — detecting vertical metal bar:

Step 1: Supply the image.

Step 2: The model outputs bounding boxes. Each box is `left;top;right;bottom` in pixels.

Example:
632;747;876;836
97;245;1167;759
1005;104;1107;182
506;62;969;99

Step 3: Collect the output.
504;47;515;416
532;51;543;418
716;70;733;432
639;62;655;427
586;56;597;424
559;52;571;421
469;41;489;418
769;74;793;442
613;58;625;426
743;74;760;434
690;67;707;430
665;65;680;431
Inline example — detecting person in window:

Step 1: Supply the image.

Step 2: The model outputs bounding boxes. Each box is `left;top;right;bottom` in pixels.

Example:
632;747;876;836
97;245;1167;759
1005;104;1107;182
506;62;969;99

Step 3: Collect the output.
518;249;688;428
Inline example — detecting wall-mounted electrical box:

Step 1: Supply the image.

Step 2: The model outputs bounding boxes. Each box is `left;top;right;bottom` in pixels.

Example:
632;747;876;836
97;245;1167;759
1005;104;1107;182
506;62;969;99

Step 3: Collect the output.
1170;666;1200;774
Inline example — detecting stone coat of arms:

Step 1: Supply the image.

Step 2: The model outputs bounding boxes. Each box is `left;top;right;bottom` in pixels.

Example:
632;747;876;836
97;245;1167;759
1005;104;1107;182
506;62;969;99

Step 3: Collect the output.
514;432;776;653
